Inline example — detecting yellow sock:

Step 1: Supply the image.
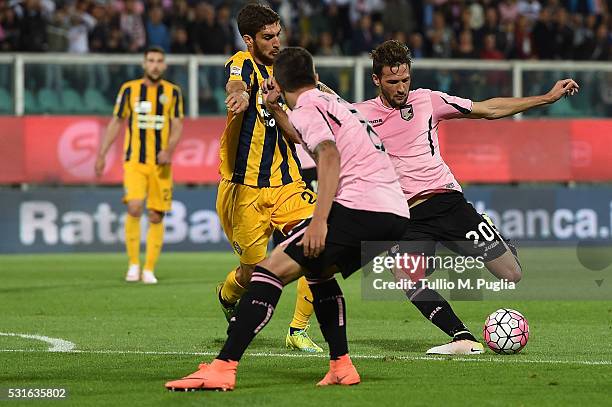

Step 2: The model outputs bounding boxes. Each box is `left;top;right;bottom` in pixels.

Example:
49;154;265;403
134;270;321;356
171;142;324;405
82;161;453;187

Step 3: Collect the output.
220;269;246;305
143;221;164;271
125;214;141;266
290;276;314;330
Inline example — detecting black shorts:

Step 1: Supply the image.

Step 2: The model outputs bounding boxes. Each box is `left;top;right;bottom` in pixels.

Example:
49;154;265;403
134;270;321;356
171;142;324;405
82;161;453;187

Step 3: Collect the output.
284;202;409;279
272;167;317;247
396;191;510;263
301;167;317;193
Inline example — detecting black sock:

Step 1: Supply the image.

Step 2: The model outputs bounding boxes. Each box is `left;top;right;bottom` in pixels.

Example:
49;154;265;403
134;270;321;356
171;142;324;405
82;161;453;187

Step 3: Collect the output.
217;266;283;361
407;287;476;341
308;277;348;360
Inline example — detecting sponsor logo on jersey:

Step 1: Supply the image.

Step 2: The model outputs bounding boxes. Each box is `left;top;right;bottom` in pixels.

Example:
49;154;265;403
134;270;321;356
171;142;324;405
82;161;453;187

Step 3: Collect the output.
134;100;152;114
137;114;166;130
369;118;383;125
232;241;242;255
400;104;414;121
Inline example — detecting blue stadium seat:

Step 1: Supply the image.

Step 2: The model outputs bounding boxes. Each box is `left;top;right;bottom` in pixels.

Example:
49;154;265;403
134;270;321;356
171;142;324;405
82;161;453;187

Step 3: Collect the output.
37;88;62;114
84;88;112;114
548;98;581;118
24;89;42;114
214;88;227;113
61;88;86;114
0;88;13;114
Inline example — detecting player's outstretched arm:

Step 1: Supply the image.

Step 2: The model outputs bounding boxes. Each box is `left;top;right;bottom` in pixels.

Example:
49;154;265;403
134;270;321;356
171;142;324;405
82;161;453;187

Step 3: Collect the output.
469;78;579;120
262;77;301;144
297;140;340;258
225;80;249;114
95;116;124;177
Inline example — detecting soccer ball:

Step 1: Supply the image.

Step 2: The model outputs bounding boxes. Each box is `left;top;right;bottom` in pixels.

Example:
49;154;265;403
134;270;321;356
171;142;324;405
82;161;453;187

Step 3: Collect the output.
483;308;529;354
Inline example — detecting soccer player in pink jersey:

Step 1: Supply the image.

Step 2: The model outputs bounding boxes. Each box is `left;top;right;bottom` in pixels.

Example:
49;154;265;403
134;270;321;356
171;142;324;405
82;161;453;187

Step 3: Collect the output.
355;40;579;355
165;47;410;391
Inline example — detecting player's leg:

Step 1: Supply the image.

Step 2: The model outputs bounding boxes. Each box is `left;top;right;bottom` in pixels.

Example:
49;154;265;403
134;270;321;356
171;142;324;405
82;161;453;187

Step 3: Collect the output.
141;210;164;284
217;264;248;321
271;181;321;352
393;240;481;353
202;216;361;389
165;202;396;390
215;180;246;317
285;204;408;385
398;195;483;354
215;180;274;321
217;261;257;323
480;214;522;283
141;165;173;284
123;164;148;282
422;192;521;354
165;245;306;391
124;200;144;281
441;196;522;283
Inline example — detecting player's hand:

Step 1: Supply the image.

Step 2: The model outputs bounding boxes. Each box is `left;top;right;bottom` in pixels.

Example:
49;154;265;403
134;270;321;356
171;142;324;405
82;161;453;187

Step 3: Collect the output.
262;77;282;109
94;156;105;178
157;149;172;165
225;90;249;114
546;79;579;103
297;218;327;258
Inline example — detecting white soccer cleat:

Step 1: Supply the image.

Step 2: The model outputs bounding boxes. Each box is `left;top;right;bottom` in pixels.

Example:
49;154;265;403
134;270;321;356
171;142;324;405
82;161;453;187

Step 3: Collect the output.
125;264;140;282
142;270;158;284
426;340;485;355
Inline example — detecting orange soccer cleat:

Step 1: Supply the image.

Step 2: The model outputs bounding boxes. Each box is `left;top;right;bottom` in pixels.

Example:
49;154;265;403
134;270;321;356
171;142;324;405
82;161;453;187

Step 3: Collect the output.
316;354;361;386
165;359;238;392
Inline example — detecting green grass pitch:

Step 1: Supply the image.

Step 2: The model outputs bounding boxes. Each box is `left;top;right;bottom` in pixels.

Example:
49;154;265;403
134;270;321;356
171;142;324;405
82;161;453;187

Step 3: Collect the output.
1;250;611;406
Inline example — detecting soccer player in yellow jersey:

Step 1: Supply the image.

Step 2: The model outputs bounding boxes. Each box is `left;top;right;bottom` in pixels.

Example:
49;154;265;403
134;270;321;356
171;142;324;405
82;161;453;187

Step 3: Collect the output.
95;46;184;285
216;4;321;352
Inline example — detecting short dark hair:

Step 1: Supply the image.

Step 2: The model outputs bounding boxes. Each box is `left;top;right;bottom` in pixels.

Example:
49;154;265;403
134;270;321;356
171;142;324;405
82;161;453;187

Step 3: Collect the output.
144;46;165;58
237;3;280;38
274;47;317;93
371;40;412;77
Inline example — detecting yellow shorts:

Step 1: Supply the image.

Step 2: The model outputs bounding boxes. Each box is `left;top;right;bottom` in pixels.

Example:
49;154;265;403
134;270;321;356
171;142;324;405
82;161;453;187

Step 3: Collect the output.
216;178;316;264
123;162;173;212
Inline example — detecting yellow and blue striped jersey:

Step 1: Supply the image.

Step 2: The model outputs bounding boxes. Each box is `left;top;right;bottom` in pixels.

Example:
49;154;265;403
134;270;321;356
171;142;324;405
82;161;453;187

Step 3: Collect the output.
113;79;183;166
219;51;302;187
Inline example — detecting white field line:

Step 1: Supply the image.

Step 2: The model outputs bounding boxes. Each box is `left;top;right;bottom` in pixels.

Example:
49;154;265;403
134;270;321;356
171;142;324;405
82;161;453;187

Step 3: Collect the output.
0;347;610;366
0;332;75;352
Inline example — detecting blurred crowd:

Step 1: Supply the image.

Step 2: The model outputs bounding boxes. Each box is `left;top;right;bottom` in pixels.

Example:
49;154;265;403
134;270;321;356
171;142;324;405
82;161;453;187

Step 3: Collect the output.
0;0;610;60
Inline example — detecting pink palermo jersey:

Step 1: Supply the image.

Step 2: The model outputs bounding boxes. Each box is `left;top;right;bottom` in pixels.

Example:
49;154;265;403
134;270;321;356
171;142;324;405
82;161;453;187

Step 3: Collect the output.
355;89;473;201
288;88;409;219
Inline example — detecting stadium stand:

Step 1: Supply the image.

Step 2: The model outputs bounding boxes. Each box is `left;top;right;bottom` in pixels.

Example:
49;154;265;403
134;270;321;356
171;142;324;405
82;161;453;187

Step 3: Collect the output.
0;0;610;116
0;1;610;60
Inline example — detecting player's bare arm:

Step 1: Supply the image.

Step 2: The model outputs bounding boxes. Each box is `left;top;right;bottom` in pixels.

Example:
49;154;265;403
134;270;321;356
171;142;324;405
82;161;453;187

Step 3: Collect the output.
225;80;250;114
95;116;125;177
262;77;301;144
157;117;183;165
469;79;580;120
297;140;340;258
